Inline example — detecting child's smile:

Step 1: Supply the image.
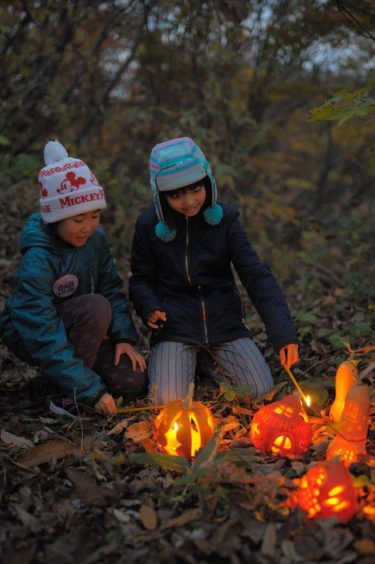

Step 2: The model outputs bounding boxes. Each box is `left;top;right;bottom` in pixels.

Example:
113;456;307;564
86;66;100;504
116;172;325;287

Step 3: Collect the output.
165;184;206;217
56;210;101;247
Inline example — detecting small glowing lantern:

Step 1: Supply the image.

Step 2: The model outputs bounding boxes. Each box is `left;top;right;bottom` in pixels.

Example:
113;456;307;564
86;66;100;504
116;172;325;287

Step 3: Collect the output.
296;460;359;521
250;394;312;456
154;387;215;460
329;360;358;423
327;385;370;466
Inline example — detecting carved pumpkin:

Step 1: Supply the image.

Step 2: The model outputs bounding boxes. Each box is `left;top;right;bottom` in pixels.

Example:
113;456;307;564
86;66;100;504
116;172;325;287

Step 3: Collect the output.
296;460;359;521
154;388;215;460
327;385;370;466
329;360;358;423
250;394;312;456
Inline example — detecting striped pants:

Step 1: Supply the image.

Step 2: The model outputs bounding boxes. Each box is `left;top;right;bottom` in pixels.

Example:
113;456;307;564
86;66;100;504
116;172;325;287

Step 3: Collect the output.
148;338;273;404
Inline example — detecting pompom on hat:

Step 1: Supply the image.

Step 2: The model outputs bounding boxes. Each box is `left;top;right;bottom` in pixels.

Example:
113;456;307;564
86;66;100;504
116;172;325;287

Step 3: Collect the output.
38;140;106;223
150;137;223;241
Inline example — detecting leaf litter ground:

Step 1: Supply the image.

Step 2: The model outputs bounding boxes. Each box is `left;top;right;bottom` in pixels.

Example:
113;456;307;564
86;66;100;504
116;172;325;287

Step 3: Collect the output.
0;218;374;563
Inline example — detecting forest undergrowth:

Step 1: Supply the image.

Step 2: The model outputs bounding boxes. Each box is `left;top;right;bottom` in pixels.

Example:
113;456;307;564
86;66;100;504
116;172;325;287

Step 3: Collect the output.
0;193;374;564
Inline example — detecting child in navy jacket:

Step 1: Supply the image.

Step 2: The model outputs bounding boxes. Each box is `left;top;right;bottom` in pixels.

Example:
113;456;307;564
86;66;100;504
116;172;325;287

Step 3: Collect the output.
130;137;299;404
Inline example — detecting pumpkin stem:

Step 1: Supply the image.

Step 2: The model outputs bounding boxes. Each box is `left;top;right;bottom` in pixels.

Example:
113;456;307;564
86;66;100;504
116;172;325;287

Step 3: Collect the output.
182;382;195;409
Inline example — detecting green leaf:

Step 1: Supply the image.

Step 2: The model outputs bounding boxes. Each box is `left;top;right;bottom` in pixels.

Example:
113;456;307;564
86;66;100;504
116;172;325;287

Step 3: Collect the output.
297;312;319;323
328;334;345;349
309;85;375;125
351;322;373;338
218;447;261;466
352;474;370;488
174;473;198;486
129;452;190;473
191;432;221;476
0;135;10;147
220;383;236;401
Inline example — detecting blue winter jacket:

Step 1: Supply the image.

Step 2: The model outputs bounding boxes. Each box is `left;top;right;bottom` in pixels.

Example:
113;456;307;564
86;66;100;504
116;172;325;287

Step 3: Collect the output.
129;203;298;352
0;213;138;403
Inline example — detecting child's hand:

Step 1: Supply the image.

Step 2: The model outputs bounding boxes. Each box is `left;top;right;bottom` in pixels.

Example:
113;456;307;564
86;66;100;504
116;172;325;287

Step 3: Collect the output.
279;343;299;368
147;310;167;330
95;392;118;415
114;342;147;372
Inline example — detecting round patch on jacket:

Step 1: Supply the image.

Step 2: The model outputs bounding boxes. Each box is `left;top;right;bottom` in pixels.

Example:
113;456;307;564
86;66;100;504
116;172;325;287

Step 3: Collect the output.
52;274;79;298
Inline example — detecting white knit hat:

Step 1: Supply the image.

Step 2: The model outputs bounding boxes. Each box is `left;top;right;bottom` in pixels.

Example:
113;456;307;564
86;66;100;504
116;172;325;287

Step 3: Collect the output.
38;140;107;223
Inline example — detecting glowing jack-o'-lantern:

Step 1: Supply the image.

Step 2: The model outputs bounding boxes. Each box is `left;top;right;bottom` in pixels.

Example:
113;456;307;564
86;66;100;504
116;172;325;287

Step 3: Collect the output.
295;460;359;521
329;360;358;423
250;394;312;456
154;389;215;460
327;384;370;466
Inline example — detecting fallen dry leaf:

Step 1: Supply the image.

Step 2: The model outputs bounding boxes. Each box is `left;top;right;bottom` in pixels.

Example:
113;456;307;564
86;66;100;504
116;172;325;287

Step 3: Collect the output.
1;428;34;449
261;522;277;558
17;439;78;467
107;419;129;436
9;503;41;533
281;539;303;562
112;508;130;523
65;468;116;506
161;507;201;529
354;538;375;554
124;420;153;442
139;504;157;530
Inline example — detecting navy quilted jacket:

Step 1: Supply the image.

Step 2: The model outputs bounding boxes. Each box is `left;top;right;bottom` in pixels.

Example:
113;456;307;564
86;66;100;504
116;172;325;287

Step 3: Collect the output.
130;203;298;352
0;213;138;403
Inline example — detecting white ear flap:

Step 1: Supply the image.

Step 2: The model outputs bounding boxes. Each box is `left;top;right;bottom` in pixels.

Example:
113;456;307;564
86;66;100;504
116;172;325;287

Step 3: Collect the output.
43;140;69;165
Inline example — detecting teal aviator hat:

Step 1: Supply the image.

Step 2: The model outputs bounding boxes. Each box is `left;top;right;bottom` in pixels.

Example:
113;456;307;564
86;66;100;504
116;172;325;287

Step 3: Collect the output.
149;137;223;241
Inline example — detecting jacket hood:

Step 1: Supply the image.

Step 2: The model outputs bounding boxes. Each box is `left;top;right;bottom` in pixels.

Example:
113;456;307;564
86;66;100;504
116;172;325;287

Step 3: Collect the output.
20;213;56;254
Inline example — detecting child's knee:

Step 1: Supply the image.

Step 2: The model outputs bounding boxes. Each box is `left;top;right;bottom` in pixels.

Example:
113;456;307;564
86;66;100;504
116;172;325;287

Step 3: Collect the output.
83;294;112;327
111;369;148;399
253;375;274;399
96;342;148;399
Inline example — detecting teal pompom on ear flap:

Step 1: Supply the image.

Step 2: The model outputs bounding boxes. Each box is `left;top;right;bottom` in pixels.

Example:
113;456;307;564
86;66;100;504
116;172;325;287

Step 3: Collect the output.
155;222;177;242
204;203;223;226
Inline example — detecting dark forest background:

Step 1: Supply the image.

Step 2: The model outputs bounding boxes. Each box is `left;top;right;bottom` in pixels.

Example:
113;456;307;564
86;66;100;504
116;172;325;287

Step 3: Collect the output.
1;1;374;314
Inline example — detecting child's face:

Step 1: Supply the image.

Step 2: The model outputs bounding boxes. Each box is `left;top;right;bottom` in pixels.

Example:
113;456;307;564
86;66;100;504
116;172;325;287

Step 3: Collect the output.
56;210;101;247
165;183;206;217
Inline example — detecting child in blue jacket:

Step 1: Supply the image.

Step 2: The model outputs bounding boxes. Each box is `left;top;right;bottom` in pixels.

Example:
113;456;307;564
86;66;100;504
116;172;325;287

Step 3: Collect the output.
130;137;299;404
0;140;146;416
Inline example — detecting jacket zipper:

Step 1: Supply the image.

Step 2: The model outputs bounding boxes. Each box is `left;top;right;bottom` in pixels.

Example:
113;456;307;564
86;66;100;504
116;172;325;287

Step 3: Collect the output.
80;247;95;293
185;218;209;343
185;217;192;285
198;285;209;343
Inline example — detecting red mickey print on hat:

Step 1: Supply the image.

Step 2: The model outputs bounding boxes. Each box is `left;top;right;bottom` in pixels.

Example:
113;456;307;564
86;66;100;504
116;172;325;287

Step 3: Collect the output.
58;171;87;194
39;182;48;198
89;172;100;186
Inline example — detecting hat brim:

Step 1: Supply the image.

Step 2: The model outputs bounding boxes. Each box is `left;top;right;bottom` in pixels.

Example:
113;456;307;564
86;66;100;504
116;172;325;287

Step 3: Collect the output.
156;163;207;192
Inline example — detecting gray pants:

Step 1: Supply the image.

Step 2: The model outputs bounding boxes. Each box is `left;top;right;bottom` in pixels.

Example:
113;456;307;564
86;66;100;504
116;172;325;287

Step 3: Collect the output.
148;338;273;404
